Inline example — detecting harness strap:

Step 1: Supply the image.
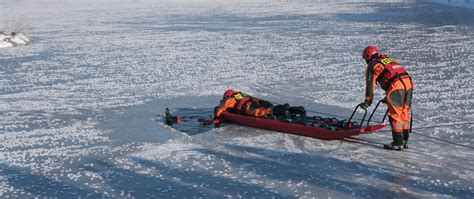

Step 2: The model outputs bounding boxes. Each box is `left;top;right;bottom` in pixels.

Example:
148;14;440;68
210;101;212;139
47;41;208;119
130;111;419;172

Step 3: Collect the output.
239;100;253;114
397;74;409;106
374;59;387;83
386;72;410;89
375;66;386;83
233;97;249;110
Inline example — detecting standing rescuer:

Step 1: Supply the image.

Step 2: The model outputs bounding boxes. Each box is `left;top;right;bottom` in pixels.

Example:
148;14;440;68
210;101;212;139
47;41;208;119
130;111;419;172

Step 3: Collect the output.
359;45;414;151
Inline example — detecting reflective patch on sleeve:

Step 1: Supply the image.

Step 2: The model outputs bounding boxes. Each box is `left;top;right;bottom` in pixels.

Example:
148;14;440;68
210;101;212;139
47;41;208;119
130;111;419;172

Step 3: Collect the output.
233;93;244;100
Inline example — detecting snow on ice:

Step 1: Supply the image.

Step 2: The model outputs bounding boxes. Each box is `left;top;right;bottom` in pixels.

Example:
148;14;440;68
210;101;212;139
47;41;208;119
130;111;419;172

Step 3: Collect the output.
0;0;473;198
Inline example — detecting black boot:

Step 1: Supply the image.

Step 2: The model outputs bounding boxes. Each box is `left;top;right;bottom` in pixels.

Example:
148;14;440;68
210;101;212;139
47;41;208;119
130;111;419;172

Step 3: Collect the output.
383;132;404;151
165;108;180;125
272;104;290;118
403;130;409;149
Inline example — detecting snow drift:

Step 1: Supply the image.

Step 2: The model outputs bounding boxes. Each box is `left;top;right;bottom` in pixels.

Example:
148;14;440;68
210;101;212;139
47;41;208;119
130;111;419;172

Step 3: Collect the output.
0;32;31;48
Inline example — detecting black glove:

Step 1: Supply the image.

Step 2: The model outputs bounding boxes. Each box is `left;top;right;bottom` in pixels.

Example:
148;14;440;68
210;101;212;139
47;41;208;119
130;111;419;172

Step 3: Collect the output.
288;106;306;115
272;104;289;116
358;100;372;110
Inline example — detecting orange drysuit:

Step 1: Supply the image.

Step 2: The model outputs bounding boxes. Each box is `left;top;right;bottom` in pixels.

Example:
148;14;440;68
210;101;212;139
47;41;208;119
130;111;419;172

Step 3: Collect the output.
365;55;413;133
213;92;274;119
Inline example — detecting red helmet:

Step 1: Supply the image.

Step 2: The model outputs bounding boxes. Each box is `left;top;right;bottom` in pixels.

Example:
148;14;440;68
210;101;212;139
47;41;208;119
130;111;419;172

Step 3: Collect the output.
223;89;235;99
362;45;379;61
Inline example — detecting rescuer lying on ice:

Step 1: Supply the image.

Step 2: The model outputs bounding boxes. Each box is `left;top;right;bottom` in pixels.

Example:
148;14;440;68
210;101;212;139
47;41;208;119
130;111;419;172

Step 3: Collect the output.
359;45;414;151
213;89;305;120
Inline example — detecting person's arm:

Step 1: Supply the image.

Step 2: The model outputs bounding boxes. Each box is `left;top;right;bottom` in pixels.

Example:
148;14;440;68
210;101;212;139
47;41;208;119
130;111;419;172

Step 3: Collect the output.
360;62;384;109
213;98;237;119
365;63;384;104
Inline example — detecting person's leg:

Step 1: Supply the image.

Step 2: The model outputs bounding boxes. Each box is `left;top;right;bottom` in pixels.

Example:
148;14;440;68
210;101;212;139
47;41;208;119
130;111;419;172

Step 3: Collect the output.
401;78;413;148
387;90;405;133
271;103;290;117
257;99;273;108
384;84;407;150
385;117;404;151
244;101;273;117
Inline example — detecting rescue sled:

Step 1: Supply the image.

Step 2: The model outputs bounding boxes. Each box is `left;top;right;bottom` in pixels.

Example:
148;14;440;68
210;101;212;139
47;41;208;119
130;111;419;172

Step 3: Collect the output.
220;113;384;140
165;100;388;140
220;100;388;140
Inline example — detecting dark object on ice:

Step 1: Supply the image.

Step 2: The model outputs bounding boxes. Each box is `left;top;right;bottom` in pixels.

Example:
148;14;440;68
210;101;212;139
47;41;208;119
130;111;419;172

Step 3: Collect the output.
288;106;306;116
383;144;403;151
165;108;180;125
197;117;215;126
163;107;216;135
403;130;409;149
383;132;404;151
272;103;290;117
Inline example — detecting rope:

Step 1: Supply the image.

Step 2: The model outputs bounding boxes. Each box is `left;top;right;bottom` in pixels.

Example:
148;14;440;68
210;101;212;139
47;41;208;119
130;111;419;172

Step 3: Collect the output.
305;107;474;149
377;121;474;150
304;104;474;149
377;121;474;132
411;121;474;130
411;131;474;150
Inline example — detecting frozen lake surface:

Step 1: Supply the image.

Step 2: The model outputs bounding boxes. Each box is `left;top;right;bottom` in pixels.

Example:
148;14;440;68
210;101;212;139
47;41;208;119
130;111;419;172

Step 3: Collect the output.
0;0;473;198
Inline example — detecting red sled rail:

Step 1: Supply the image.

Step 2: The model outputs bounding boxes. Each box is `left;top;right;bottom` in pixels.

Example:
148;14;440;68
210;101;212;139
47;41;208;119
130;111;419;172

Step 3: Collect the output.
220;101;388;140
